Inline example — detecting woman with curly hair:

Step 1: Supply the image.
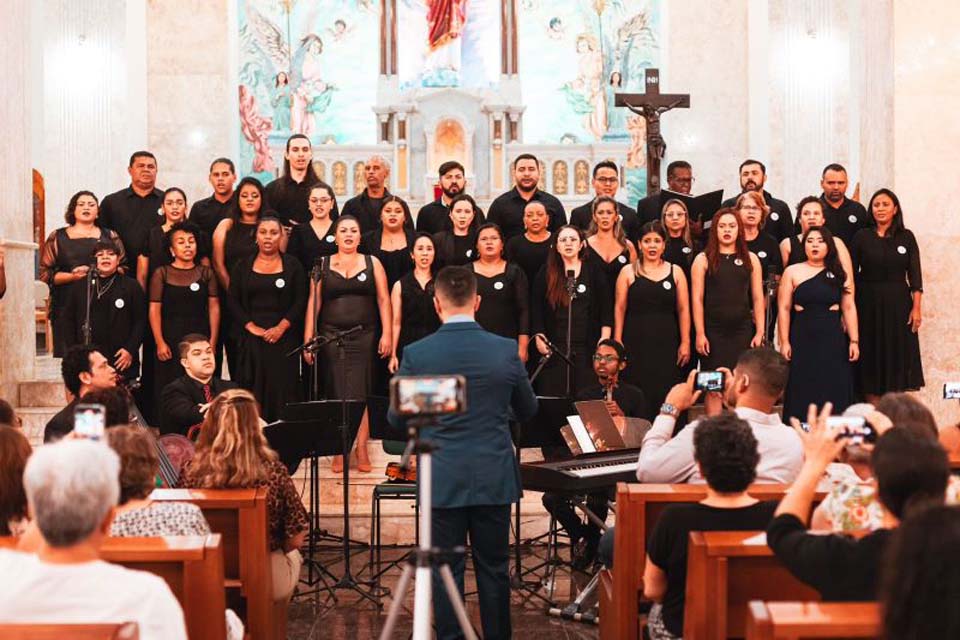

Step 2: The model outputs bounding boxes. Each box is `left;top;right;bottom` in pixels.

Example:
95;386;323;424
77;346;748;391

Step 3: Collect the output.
0;425;32;536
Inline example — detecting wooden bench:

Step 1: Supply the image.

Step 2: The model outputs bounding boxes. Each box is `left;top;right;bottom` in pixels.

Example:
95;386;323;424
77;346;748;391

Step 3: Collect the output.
746;601;880;639
0;623;138;639
684;531;821;639
600;483;824;640
151;487;279;640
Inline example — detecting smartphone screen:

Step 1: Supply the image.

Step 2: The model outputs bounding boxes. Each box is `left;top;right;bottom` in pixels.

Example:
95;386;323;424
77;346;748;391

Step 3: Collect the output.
390;375;467;416
827;416;876;444
74;403;106;440
694;371;725;393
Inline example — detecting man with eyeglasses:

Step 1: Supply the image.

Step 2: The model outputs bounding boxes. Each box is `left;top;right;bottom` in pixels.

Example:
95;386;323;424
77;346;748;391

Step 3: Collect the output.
570;160;641;243
637;160;695;226
721;159;794;241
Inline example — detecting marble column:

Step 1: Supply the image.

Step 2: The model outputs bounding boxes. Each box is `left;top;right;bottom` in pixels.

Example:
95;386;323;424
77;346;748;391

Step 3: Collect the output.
0;1;37;400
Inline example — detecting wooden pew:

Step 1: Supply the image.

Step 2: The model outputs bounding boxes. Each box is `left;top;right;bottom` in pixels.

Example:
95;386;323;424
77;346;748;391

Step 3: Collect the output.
601;483;822;640
684;531;822;639
151;487;278;640
746;601;880;639
0;623;138;639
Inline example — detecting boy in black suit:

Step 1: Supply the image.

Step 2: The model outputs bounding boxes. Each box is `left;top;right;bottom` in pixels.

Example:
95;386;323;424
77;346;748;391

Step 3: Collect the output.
159;333;237;436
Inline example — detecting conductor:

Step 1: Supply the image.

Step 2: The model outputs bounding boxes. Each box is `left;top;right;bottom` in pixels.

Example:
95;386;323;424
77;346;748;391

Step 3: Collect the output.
390;265;538;640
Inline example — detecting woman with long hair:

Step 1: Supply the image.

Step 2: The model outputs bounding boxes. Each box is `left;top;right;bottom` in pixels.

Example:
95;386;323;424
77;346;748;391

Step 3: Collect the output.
432;193;481;268
781;196;854;276
0;425;32;536
388;233;441;373
138;187;192;291
851;189;924;401
472;223;530;362
660;198;698;280
360;195;415;287
615;222;690;418
287;182;338;273
531;225;612;396
182;389;308;602
586;195;638;303
778;226;859;421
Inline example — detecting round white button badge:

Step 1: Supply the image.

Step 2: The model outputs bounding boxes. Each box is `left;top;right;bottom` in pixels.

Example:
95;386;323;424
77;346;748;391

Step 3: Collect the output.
325;235;335;243
618;255;627;264
758;251;767;259
848;215;857;224
897;245;907;255
465;249;473;257
115;298;125;309
577;283;587;294
494;281;504;291
357;272;367;282
770;213;779;221
826;271;836;279
662;281;673;290
275;278;286;288
734;258;744;266
189;282;200;292
682;246;692;254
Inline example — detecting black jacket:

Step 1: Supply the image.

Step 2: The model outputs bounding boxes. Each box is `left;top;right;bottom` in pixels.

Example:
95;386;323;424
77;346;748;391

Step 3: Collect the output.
159;375;239;435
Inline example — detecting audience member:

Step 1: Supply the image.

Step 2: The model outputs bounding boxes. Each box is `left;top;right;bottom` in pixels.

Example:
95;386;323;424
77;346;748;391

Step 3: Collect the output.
0;425;32;535
0;398;21;428
0;439;187;639
79;387;135;428
159;334;238;436
44;345;117;443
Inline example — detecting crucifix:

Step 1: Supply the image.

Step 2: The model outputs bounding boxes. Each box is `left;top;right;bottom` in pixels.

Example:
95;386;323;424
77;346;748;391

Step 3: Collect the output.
615;68;690;195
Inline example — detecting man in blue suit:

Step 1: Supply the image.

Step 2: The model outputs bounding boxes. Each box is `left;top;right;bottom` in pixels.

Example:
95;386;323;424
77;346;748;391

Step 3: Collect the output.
390;265;538;640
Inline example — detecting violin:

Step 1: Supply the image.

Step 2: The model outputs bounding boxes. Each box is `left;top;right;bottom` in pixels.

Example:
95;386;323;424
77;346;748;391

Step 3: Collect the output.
385;461;417;483
119;379;194;487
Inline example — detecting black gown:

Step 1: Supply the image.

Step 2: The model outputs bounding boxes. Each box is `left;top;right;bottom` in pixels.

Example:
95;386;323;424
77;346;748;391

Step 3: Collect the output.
287;220;337;274
851;229;924;394
585;244;631;309
473;263;530;341
221;221;259;375
782;270;853;421
621;266;682;420
664;236;699;377
747;232;783;281
701;254;755;370
396;272;440;360
504;233;552;287
785;235;805;267
432;231;477;268
361;229;414;288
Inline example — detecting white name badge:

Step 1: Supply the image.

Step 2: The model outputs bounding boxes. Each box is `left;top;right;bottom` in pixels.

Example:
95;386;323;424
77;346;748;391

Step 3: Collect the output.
494;281;504;290
357;272;367;282
115;298;125;309
618;255;627;264
897;245;907;255
848;215;857;224
682;246;692;254
325;235;335;243
465;249;473;257
770;213;779;221
189;282;200;292
734;258;744;266
758;251;767;259
157;208;164;216
577;283;587;294
275;278;286;288
826;271;836;279
663;280;673;290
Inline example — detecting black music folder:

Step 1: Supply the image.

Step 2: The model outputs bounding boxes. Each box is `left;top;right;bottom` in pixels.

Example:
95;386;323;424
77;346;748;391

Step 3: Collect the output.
658;188;724;224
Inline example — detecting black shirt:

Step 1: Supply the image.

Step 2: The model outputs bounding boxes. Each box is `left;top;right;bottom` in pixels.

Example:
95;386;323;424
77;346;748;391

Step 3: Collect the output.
820;195;870;246
722;190;793;241
188;195;232;239
44;398;80;443
487;187;566;240
340;189;391;234
416;199;486;235
636;193;664;227
575;381;647;419
569;200;641;243
766;513;892;602
747;232;784;280
99;186;164;259
505;233;552;287
264;175;324;225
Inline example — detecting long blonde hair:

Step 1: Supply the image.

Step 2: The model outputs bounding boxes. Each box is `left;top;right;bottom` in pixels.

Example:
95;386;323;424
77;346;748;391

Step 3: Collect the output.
185;389;277;488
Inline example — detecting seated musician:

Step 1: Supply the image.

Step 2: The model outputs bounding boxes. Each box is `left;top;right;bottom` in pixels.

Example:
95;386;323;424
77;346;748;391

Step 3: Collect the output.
159;333;237;437
43;345;118;443
541;339;646;569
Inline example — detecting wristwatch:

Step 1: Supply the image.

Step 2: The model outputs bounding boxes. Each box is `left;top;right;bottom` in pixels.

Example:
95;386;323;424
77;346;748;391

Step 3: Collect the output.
660;402;679;418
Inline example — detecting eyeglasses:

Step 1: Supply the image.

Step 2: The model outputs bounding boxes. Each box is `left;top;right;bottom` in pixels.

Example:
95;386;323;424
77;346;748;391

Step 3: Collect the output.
593;354;619;363
672;177;695;185
595;177;619;184
739;205;761;211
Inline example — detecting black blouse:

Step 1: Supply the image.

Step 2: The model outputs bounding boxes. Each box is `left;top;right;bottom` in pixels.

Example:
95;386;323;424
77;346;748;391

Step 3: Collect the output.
361;229;415;288
505;233;552;287
287;219;337;274
531;259;612;347
227;254;307;331
850;228;923;292
432;231;478;268
473;263;530;340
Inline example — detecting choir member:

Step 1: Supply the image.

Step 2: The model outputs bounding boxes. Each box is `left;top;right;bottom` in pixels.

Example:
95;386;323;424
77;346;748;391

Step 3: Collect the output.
360;195;415;287
388;234;441;373
736;191;783;282
779;226;858;421
340;155;392;233
585;196;638;304
531;225;612;396
504;200;553;286
228;217;306;422
471;223;530;362
721;159;793;241
638;160;694;226
98;151;163;261
691;209;765;414
61;240;144;382
570;161;641;243
432;193;481;268
188;158;236;244
416;161;484;234
159;334;238;436
851;189;924;401
819;163;870;246
781;196;854;277
264;134;323;225
40;190;127;357
303;216;392;472
137;187;190;290
660;198;699;281
488;153;565;240
615;222;690;418
148;222;220;410
287;182;338;273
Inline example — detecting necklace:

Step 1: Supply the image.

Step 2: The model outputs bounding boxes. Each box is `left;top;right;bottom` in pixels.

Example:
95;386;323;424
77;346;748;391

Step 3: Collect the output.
96;274;116;299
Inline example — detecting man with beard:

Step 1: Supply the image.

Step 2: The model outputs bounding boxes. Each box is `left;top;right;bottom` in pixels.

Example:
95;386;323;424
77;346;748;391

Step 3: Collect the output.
416;161;485;234
341;154;393;233
818;163;869;245
265;135;324;225
159;334;238;437
99;151;163;261
721;159;794;241
487;153;565;240
570;161;641;243
636;160;695;226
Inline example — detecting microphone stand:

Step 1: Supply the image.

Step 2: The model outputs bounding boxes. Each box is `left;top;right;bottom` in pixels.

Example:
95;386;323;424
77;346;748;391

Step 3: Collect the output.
762;272;778;348
564;269;578;398
81;265;99;346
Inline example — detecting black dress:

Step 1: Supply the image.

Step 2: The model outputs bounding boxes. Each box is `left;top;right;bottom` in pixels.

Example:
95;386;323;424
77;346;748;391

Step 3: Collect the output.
851;229;924;394
221;221;259;374
287;220;336;274
143;225;212;278
663;236;697;283
473;263;530;341
782;270;853;421
747;232;783;281
505;233;552;286
361;229;414;288
228;255;306;421
621;266;682;419
701;254;755;370
432;231;477;268
585;244;631;309
317;255;379;401
785;235;805;266
396;272;440;360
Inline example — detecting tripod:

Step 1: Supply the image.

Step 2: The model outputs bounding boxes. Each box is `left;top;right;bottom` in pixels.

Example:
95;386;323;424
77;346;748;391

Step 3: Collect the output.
379;419;478;640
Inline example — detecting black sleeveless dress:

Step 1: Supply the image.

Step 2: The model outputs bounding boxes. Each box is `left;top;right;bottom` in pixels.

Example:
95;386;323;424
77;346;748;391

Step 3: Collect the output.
702;254;754;370
586;244;631;308
287;220;336;274
396;272;440;360
474;263;530;341
621;266;681;419
664;236;697;283
783;270;853;421
786;235;805;266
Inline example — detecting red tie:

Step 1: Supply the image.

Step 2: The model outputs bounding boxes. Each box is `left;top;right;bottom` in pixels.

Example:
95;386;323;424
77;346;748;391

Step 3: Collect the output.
187;384;214;441
203;383;213;403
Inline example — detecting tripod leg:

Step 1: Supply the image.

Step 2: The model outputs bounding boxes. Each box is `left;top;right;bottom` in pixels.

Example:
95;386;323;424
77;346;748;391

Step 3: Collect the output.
378;563;414;640
439;564;479;640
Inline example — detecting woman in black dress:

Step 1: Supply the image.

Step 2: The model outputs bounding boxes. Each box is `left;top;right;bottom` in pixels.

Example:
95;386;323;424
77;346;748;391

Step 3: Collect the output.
137;188;189;290
736;191;783;282
851;189;924;401
691;209;765;414
40;190;126;357
585;196;637;305
228;217;305;422
780;196;854;275
432;193;480;268
472;223;530;362
148;221;220;407
531;225;612;397
303;215;392;473
287;182;337;274
504;200;553;286
615;222;690;418
388;233;441;373
779;226;859;421
660;198;699;280
361;195;415;288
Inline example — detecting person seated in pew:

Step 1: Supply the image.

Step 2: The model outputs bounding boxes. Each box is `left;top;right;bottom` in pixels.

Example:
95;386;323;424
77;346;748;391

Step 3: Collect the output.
159;333;238;437
0;439;187;640
641;413;778;640
636;347;803;484
767;403;949;601
180;389;309;602
44;344;118;443
0;425;32;536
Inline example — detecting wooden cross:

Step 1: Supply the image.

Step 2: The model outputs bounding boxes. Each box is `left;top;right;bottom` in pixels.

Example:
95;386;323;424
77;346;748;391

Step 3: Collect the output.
615;68;690;195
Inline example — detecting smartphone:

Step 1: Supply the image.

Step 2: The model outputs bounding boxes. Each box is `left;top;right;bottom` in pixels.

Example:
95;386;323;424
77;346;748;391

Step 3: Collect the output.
73;403;106;440
944;382;960;400
694;370;726;393
390;375;467;417
827;416;876;445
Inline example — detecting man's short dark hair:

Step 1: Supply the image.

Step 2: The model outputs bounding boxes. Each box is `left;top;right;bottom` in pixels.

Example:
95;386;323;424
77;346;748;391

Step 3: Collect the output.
592;160;619;178
0;399;16;427
129;151;157;167
434;266;477;308
822;163;847;177
209;157;235;174
178;333;211;360
90;239;119;259
438;161;465;177
666;160;692;178
514;153;539;168
596;338;627;362
61;345;99;397
736;348;789;399
871;428;949;520
693;412;759;492
739;158;766;174
77;388;130;428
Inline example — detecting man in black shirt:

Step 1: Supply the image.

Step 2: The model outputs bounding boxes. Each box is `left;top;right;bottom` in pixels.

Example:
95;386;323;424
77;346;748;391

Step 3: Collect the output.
416;160;486;234
818;163;870;246
264;134;323;225
570;160;640;243
159;334;237;436
99;151;163;260
721;159;794;241
340;154;392;233
636;160;694;226
487;153;565;240
767;410;949;602
189;157;236;241
44;345;118;443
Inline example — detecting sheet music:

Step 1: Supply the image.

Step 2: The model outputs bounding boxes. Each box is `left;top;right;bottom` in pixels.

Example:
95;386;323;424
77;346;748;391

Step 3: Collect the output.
567;415;597;454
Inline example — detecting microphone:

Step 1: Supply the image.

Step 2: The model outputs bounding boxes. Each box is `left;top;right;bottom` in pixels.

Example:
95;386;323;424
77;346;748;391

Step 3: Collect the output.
565;268;576;299
336;324;364;339
536;334;574;367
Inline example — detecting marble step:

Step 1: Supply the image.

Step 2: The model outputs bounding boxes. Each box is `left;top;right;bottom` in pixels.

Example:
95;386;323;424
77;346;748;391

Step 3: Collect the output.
19;380;68;408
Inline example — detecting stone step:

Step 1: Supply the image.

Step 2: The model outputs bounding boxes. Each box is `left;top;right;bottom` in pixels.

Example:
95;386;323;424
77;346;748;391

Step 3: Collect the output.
17;406;58;446
19;380;67;408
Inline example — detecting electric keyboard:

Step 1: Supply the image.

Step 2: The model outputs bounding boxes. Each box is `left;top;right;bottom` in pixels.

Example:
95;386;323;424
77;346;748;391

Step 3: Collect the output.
520;448;640;493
